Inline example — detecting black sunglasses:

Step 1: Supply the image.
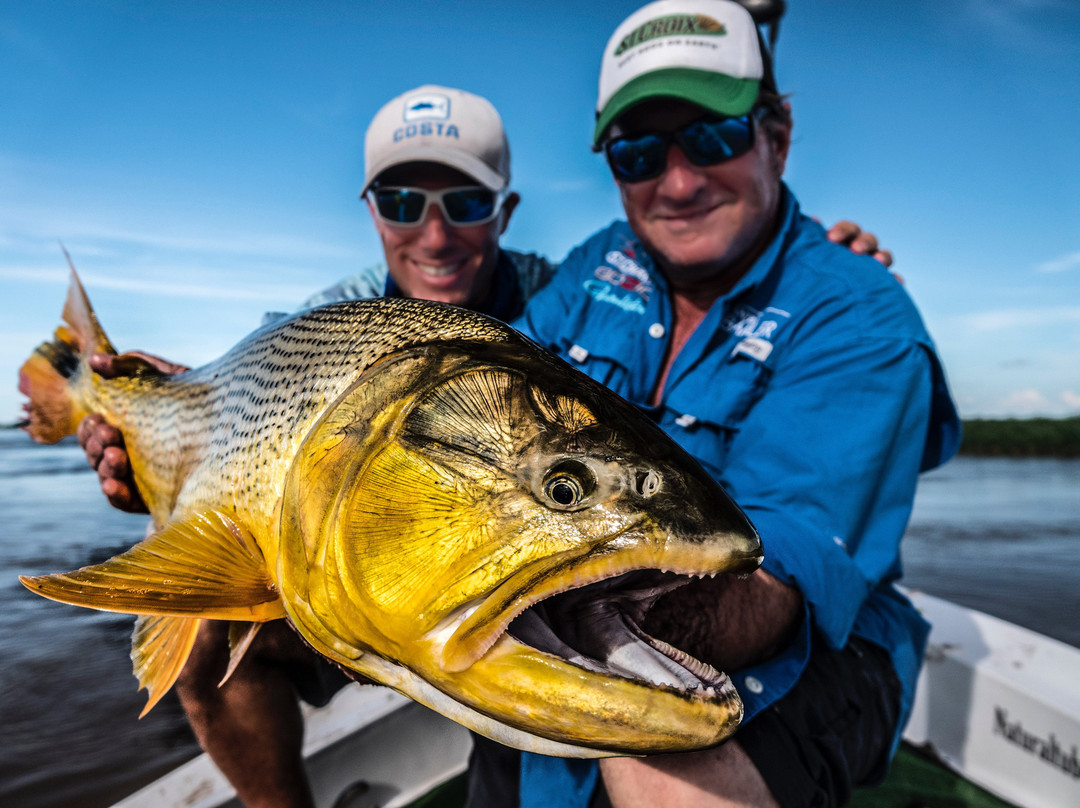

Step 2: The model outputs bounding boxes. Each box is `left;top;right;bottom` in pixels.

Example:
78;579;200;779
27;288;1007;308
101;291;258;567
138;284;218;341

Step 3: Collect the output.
604;110;765;183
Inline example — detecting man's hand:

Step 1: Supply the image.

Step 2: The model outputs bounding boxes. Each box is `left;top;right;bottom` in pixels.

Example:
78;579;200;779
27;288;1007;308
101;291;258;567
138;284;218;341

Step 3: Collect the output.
77;351;189;514
642;569;802;672
826;220;895;269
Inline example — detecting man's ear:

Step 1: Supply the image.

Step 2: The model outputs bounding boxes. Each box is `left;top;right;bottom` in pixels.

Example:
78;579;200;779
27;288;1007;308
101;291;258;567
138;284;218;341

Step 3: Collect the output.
497;192;521;235
770;103;793;177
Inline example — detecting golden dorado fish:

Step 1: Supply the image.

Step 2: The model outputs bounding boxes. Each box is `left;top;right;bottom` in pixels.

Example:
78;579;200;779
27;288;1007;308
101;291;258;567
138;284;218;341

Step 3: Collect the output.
18;270;762;757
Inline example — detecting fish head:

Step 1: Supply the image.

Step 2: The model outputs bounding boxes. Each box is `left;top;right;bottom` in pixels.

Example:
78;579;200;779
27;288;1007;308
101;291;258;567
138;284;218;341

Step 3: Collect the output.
280;338;762;756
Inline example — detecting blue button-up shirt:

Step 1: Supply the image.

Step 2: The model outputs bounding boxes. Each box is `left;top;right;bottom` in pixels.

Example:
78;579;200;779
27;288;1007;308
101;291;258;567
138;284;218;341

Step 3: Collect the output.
512;186;960;807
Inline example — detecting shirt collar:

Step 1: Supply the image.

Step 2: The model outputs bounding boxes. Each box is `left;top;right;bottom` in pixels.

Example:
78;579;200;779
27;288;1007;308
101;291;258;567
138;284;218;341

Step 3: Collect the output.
720;182;799;303
382;250;519;321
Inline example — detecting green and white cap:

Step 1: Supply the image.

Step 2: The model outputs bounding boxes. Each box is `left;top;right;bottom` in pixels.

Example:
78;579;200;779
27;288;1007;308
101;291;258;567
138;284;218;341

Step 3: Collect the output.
362;85;510;194
594;0;764;145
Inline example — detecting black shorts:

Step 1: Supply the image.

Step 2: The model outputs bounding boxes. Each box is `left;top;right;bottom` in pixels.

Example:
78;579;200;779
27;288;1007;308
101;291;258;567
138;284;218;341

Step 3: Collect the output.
289;654;353;707
737;634;902;808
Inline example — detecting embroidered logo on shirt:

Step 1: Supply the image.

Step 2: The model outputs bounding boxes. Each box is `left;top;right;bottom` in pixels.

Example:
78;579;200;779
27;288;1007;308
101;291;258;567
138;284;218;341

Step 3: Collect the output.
584;250;653;314
723;304;790;360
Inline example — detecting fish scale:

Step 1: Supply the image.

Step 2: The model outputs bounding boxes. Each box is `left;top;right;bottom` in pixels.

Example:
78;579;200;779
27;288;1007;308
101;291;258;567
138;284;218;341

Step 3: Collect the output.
89;298;517;529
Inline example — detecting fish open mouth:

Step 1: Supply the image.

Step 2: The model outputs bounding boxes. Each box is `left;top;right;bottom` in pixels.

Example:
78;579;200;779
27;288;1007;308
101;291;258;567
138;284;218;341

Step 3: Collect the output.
505;570;735;698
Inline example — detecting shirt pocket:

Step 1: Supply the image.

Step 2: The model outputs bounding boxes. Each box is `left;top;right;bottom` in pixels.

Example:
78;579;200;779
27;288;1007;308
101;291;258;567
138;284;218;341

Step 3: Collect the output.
661;350;775;473
558;344;635;399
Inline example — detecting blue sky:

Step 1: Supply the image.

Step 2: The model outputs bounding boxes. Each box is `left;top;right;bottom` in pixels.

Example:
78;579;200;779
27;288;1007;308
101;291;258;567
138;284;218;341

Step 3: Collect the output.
2;0;1078;423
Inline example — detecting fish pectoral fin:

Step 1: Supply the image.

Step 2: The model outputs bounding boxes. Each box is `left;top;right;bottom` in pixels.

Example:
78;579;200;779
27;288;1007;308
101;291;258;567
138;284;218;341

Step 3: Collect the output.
220;621;264;687
131;614;202;717
19;509;287;620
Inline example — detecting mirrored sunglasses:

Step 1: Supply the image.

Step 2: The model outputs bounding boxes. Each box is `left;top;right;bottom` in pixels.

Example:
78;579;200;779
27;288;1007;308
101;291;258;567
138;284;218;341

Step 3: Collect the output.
368;185;508;227
603;112;762;184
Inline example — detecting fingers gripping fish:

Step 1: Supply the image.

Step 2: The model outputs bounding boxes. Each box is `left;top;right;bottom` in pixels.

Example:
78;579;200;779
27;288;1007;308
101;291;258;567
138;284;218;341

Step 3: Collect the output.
18;268;762;757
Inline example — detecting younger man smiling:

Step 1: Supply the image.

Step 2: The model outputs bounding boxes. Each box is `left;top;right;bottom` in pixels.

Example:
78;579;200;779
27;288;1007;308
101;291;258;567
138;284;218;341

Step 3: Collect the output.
298;84;550;319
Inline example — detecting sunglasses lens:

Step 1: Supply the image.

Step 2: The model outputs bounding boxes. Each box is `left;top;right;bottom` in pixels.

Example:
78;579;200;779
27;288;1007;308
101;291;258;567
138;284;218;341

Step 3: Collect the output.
373;188;427;224
681;117;754;166
606;134;666;182
442;188;497;224
605;115;756;182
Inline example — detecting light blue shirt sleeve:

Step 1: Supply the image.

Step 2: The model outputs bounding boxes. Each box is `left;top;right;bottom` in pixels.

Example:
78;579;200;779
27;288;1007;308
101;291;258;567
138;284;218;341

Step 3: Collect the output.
721;335;934;648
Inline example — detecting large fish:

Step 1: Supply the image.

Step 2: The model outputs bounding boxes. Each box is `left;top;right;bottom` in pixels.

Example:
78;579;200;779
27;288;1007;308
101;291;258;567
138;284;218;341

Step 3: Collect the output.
18;270;762;757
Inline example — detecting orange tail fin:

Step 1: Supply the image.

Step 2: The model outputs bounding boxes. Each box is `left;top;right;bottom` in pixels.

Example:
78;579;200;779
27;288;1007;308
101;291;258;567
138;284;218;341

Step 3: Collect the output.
19;253;116;443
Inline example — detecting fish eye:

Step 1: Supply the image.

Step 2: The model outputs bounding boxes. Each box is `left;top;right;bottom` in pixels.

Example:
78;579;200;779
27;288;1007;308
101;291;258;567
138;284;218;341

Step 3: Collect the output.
542;460;596;509
546;476;582;506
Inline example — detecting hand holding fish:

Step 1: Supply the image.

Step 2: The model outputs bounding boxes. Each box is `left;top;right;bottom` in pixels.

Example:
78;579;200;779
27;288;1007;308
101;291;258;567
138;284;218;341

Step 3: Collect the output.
77;352;188;513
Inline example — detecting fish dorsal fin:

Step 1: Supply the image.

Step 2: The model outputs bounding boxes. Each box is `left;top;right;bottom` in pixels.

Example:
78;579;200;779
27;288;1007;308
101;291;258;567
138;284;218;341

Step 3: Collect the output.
220;621;264;687
131;614;202;717
60;256;116;357
19;509;286;620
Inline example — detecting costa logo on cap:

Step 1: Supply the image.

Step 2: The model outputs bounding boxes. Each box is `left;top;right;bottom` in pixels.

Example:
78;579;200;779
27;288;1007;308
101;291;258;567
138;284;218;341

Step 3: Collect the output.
403;93;451;122
361;85;512;194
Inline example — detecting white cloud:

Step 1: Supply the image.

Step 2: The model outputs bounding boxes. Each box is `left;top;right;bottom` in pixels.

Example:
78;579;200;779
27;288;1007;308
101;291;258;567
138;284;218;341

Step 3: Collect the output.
959;306;1080;332
0;209;356;264
998;389;1050;412
962;0;1072;51
0;265;316;303
1062;391;1080;410
1038;251;1080;273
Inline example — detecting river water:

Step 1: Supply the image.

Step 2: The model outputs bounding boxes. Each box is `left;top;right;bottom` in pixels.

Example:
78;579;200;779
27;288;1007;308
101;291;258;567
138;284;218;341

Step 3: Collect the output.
0;429;1077;808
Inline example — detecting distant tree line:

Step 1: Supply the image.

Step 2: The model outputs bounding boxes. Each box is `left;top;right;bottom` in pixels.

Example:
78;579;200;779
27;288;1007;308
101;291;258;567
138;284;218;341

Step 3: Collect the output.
959;416;1080;457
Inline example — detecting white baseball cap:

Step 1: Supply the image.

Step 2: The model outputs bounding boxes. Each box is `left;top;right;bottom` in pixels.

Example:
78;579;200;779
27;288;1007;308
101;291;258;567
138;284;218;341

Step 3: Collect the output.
594;0;767;145
361;85;510;194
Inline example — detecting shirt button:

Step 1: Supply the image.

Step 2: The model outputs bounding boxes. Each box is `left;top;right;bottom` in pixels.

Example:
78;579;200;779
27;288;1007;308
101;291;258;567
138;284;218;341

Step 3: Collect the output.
648;323;665;339
743;676;764;695
568;344;589;363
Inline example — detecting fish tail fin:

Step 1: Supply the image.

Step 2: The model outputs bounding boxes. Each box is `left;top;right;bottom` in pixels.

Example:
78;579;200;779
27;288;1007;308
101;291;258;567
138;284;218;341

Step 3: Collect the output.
19;254;116;443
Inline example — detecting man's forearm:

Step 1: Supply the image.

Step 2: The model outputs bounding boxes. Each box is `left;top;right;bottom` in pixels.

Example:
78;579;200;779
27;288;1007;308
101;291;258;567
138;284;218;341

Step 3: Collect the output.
642;569;802;672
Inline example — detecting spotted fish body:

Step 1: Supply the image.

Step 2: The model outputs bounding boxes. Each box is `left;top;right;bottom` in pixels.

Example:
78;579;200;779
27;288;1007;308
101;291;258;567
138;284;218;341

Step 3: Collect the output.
93;299;519;545
19;271;763;757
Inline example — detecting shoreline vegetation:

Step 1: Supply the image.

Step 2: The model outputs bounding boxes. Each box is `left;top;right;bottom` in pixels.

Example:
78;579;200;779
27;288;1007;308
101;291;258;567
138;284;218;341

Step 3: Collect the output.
4;417;1080;457
959;416;1080;458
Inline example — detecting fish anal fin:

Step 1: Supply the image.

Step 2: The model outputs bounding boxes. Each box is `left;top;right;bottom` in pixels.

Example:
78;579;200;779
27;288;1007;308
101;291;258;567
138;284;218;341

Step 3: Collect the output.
220;621;264;687
19;509;286;621
132;614;201;717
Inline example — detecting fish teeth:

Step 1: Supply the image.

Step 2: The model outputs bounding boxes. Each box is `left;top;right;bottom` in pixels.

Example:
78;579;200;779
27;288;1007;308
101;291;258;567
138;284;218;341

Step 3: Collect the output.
643;635;724;686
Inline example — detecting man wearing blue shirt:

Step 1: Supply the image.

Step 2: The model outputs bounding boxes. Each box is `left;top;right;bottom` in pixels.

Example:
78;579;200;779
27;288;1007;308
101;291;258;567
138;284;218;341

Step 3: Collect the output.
508;1;960;806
